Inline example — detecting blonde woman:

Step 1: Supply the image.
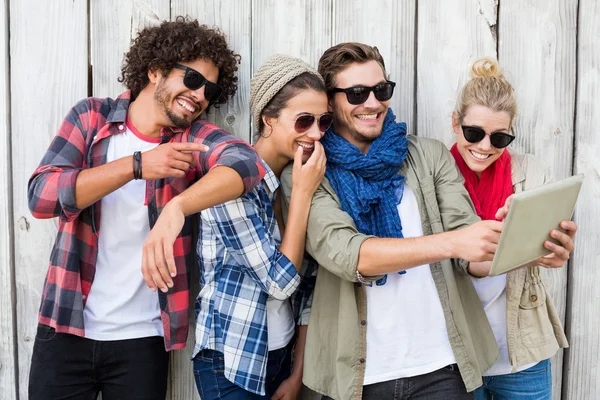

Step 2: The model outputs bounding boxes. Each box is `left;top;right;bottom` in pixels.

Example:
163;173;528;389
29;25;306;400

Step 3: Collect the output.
451;57;577;400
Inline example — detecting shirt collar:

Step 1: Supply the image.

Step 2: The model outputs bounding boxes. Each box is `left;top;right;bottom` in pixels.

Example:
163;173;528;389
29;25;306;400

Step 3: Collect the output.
106;90;131;123
260;158;280;195
107;90;187;138
508;149;526;185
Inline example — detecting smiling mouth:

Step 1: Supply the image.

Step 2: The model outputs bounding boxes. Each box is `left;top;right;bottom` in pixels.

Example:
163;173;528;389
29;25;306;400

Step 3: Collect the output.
469;150;491;160
176;97;198;114
297;141;315;152
355;112;380;121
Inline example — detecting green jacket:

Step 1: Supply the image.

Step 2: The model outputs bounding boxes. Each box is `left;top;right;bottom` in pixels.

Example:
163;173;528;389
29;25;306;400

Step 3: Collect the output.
280;135;498;400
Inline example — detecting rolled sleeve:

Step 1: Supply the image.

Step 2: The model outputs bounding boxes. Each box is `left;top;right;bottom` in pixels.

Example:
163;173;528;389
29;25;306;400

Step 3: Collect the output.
208;191;300;300
189;122;265;195
265;252;300;300
209;141;266;195
28;100;89;221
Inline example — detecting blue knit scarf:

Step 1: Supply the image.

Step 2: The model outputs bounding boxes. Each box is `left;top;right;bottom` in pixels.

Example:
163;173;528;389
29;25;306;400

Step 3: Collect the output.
321;109;409;239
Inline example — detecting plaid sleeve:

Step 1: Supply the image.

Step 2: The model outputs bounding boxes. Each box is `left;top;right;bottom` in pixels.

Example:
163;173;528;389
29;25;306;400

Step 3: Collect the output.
28;99;90;221
292;254;318;326
207;191;300;301
188;123;265;195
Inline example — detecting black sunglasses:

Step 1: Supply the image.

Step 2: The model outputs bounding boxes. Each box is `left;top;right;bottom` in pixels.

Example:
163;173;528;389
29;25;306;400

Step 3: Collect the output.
292;112;334;133
173;64;223;103
329;81;396;105
461;125;515;149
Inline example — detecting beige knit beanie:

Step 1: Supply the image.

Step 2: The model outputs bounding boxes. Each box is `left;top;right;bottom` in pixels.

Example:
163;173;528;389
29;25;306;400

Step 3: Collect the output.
250;54;324;131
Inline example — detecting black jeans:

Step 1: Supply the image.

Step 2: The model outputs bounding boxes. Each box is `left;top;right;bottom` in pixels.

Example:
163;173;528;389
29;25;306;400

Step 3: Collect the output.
29;324;169;400
323;364;473;400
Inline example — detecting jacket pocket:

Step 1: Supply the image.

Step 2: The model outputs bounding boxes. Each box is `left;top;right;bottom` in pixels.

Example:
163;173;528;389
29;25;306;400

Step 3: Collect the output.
518;267;555;347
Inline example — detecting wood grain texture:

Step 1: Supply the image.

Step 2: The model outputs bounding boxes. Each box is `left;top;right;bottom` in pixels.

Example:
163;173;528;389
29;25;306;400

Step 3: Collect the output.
251;0;332;138
5;2;600;399
9;0;89;398
92;0;168;98
0;0;17;398
173;0;253;142
563;0;600;397
332;0;416;134
417;0;497;143
498;2;577;397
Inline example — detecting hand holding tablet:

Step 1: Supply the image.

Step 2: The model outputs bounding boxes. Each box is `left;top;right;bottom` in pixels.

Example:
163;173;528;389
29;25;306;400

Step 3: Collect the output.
487;174;584;276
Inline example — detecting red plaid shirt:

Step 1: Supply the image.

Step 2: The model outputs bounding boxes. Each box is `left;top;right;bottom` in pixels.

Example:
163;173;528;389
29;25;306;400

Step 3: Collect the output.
28;90;265;350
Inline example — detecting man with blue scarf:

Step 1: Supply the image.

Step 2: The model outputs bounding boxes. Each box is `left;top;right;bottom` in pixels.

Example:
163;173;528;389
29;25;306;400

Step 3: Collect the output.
280;43;504;400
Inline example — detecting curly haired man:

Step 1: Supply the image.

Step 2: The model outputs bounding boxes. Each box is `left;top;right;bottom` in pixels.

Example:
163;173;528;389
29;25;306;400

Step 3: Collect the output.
27;17;265;400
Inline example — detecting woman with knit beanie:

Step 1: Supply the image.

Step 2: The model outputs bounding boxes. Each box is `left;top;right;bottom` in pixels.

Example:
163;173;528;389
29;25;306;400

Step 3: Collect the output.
450;57;577;399
192;54;331;399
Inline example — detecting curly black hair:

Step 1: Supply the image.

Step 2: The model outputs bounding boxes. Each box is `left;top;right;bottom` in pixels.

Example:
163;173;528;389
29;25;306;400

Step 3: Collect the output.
119;16;241;108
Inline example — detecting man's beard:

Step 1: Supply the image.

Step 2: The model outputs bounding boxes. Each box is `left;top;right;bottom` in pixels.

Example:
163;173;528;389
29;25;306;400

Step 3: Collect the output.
348;127;378;144
154;81;194;129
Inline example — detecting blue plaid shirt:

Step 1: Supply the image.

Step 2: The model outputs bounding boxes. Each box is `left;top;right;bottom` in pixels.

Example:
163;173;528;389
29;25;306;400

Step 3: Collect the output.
193;162;302;396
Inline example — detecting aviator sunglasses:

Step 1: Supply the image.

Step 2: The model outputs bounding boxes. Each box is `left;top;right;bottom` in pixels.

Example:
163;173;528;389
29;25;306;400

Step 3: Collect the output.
329;81;396;105
290;112;334;133
461;125;516;149
173;64;223;103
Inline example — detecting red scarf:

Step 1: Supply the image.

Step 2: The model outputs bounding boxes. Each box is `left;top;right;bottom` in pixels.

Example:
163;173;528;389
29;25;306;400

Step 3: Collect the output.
450;144;514;221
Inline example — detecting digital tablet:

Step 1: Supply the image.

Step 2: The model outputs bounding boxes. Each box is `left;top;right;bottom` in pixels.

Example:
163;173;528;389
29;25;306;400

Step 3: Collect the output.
488;174;584;276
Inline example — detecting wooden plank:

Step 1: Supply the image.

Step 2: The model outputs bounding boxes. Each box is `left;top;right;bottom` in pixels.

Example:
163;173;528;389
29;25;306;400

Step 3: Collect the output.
251;0;333;137
498;2;577;397
167;4;253;398
417;0;497;143
92;0;169;98
332;0;416;134
9;1;88;398
0;0;17;397
563;0;600;397
172;0;253;143
252;0;332;69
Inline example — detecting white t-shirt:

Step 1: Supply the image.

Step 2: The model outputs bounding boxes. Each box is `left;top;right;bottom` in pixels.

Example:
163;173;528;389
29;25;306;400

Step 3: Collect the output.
471;276;536;375
266;221;295;350
83;121;164;341
266;298;295;350
364;185;456;385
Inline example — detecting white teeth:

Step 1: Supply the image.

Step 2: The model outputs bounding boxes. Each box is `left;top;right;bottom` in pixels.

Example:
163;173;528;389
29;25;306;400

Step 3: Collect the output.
297;142;314;149
356;114;378;120
177;99;196;113
470;150;491;160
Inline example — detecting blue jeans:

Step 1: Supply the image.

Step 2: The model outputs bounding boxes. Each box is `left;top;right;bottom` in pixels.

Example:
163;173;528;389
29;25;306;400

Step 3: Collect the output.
475;359;551;400
193;340;293;400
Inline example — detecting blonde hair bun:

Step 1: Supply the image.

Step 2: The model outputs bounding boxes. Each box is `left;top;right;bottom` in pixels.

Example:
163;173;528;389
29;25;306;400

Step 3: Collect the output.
470;57;504;79
455;57;517;122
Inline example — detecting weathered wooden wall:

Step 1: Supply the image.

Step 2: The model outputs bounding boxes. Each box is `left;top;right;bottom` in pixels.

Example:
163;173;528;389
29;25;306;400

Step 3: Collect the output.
1;1;598;399
1;0;17;398
499;1;578;394
563;0;600;397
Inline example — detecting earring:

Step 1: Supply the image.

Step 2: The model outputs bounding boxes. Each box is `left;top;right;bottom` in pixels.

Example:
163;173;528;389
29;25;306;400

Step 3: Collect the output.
260;126;272;139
